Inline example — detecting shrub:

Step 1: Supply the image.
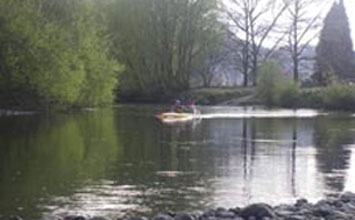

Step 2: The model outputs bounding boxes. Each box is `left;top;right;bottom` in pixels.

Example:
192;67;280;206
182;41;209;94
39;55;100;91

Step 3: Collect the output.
324;83;355;110
256;61;282;106
0;1;122;110
299;88;326;108
276;81;300;108
257;61;300;107
181;87;254;105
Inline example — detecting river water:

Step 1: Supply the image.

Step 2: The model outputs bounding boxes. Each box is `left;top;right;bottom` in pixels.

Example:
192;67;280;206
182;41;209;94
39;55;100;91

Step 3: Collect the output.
0;105;355;219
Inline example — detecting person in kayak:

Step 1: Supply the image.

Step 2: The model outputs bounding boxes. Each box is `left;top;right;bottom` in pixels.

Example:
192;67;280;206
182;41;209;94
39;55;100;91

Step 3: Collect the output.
171;99;200;115
171;99;184;113
186;100;199;115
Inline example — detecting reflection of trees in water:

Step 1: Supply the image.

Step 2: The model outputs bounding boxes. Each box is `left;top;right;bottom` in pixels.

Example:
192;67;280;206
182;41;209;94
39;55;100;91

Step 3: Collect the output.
237;118;326;202
114;115;215;214
160;117;310;206
241;118;255;204
158;117;312;206
313;118;355;193
115;112;352;211
250;117;355;198
244;119;301;201
3;106;355;218
0;110;121;219
291;122;297;196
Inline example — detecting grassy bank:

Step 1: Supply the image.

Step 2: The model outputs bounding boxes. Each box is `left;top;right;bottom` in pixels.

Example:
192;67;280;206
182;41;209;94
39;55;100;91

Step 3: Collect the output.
298;85;355;111
180;87;255;105
185;84;355;112
117;84;355;112
116;87;255;105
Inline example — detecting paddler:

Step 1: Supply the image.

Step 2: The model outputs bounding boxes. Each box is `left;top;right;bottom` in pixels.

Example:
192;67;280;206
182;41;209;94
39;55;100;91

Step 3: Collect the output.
171;99;183;113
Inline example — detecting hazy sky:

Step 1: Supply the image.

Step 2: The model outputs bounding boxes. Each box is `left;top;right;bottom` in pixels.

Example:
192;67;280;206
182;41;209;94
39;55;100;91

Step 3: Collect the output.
344;0;355;49
225;0;355;50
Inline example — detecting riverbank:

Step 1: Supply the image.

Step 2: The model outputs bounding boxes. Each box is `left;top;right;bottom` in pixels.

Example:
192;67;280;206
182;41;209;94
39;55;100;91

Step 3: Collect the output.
117;84;355;111
116;87;255;105
2;85;355;112
180;85;355;112
122;192;355;220
8;192;354;220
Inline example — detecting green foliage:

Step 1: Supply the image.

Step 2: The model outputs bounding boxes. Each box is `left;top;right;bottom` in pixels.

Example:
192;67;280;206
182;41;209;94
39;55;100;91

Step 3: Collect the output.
316;0;355;83
299;88;326;108
297;85;355;111
277;81;300;108
311;70;338;87
182;87;255;105
0;109;121;216
256;61;300;107
258;72;355;110
0;0;122;110
323;83;355;110
109;0;222;97
73;2;122;107
256;61;281;105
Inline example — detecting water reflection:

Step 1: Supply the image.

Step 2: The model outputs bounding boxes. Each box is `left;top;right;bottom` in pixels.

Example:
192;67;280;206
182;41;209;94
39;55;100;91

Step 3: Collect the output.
0;109;121;219
0;106;355;219
313;117;354;193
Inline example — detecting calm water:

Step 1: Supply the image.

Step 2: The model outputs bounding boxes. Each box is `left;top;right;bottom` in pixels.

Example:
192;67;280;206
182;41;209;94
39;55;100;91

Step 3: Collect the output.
1;105;355;219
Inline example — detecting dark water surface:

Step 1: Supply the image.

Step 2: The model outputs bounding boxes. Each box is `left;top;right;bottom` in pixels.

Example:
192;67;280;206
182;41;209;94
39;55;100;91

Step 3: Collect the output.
1;105;355;219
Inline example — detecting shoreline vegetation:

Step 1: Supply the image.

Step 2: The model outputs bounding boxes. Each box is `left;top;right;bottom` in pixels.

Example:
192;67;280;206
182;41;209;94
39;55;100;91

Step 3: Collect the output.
0;1;354;113
5;192;355;220
117;61;355;112
116;83;355;112
3;84;355;113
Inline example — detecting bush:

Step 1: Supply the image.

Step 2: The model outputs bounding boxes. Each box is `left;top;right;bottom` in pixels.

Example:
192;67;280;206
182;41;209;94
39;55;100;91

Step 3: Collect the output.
257;61;300;107
324;83;355;110
0;1;121;110
181;87;255;105
277;81;300;108
257;61;281;106
299;88;326;108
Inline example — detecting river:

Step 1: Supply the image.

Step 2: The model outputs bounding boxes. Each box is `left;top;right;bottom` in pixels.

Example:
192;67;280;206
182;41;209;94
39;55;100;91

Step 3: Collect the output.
0;105;355;219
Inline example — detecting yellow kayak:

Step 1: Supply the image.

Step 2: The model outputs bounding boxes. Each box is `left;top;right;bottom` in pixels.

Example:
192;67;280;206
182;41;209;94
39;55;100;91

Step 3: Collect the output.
156;112;195;123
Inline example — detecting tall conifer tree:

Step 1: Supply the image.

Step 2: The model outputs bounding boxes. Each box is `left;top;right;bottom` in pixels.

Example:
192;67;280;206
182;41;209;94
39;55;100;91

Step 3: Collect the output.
315;0;355;84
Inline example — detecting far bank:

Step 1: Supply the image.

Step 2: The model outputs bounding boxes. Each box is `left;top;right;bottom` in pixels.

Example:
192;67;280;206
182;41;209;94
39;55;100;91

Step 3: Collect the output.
117;84;355;112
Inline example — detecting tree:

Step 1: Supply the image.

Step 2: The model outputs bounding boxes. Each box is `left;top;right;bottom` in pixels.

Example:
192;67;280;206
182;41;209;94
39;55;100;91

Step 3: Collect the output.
223;0;288;86
315;0;355;85
0;0;121;109
194;27;227;87
283;0;326;83
109;0;222;97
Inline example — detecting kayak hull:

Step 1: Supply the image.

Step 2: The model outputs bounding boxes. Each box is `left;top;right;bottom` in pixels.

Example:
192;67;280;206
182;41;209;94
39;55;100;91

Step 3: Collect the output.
156;112;195;123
